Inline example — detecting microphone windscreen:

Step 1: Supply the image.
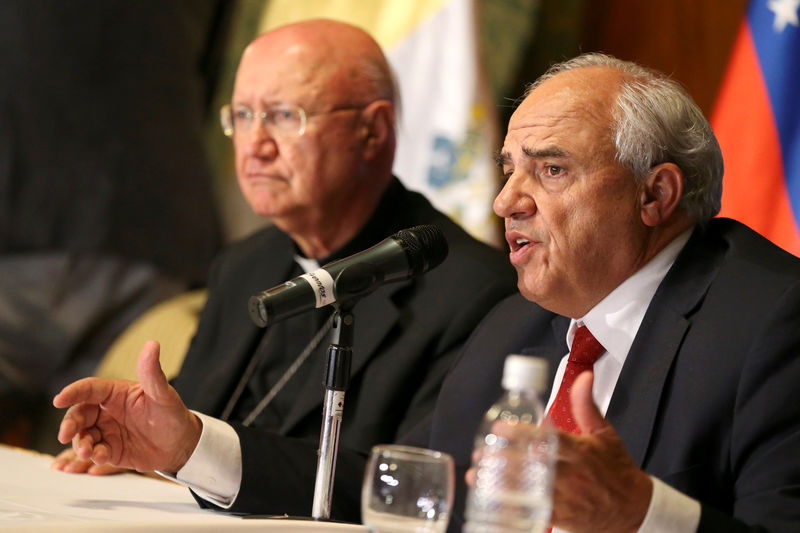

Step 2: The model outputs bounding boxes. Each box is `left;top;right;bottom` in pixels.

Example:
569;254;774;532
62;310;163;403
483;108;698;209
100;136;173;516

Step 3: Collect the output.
393;225;448;275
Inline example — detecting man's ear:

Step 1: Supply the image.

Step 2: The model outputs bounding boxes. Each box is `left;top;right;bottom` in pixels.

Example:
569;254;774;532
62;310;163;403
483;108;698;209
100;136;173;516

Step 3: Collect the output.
640;162;684;227
359;100;394;159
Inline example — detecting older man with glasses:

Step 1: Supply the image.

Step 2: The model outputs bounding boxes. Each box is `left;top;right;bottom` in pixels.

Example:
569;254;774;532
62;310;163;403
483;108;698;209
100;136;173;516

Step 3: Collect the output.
51;18;516;521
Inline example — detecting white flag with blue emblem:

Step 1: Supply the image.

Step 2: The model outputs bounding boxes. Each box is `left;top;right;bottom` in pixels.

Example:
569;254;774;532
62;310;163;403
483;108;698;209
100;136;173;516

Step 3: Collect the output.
387;0;501;245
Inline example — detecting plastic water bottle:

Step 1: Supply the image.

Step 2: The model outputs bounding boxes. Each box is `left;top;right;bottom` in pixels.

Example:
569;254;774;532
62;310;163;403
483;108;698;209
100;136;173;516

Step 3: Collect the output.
464;355;557;533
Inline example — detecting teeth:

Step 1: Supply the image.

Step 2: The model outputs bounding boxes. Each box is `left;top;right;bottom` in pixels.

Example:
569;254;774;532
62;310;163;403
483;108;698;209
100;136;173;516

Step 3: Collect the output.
515;238;530;245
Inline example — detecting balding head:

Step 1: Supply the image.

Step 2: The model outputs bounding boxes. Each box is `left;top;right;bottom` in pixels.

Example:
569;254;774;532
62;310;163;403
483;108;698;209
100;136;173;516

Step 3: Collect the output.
228;19;398;258
238;19;397;114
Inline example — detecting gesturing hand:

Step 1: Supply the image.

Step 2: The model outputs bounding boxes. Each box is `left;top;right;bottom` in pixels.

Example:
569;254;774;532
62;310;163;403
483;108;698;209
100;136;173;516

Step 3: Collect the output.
550;371;652;533
53;340;202;474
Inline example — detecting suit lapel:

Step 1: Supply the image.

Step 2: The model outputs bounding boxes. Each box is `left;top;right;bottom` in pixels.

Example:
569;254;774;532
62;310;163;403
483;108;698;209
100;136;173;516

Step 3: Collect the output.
605;308;689;465
606;226;724;466
201;231;298;415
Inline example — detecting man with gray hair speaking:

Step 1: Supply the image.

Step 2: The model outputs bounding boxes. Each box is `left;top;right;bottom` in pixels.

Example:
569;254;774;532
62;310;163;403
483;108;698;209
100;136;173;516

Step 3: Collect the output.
426;53;800;532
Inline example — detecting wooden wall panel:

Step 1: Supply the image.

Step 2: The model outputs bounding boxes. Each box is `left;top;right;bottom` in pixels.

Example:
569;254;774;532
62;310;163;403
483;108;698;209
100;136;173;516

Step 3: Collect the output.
580;0;749;114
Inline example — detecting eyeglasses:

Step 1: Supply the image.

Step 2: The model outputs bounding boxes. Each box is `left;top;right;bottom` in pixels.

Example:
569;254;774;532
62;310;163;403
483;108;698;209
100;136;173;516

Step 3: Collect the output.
220;103;364;138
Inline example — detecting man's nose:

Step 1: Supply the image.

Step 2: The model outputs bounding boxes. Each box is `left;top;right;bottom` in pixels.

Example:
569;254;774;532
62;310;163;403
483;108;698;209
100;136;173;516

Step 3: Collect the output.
239;123;278;158
493;173;536;219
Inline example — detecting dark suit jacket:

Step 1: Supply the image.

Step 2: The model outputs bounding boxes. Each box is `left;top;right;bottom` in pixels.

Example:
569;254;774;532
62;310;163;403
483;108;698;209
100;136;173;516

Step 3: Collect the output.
425;218;800;532
173;179;517;520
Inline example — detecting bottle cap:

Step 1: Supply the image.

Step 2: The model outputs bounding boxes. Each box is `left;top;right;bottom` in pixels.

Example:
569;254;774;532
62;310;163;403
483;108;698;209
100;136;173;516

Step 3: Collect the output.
502;355;548;392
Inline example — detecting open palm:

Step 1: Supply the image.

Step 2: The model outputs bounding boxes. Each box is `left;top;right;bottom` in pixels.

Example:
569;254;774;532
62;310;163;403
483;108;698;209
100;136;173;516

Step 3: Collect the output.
53;340;201;474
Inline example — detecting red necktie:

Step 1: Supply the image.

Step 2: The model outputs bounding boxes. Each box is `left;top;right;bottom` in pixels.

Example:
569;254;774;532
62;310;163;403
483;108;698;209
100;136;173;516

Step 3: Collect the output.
546;325;605;434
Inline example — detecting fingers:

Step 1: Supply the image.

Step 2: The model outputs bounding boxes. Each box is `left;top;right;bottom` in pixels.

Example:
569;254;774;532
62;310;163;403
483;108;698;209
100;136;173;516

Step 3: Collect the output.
86;463;128;476
570;370;607;436
88;442;111;465
57;402;109;465
51;448;84;472
57;416;77;445
137;340;171;403
53;456;94;474
50;448;121;475
57;403;99;444
72;430;111;464
73;429;97;461
53;377;116;410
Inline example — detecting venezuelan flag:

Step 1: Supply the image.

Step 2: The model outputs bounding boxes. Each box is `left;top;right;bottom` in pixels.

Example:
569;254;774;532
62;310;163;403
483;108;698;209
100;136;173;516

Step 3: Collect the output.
712;0;800;256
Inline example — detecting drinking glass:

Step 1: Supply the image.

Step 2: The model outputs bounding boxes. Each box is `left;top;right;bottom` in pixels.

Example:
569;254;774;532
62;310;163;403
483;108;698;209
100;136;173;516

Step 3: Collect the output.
361;445;455;533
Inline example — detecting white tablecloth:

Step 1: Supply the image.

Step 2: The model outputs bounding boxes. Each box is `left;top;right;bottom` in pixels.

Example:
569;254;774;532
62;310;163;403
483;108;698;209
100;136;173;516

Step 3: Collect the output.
0;445;366;532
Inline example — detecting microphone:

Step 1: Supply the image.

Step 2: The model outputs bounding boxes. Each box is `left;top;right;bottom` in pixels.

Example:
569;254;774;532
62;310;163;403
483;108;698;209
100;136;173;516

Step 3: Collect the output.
248;224;448;327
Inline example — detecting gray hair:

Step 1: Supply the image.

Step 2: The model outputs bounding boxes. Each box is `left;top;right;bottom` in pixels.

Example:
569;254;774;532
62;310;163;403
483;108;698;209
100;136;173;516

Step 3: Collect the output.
527;53;723;222
358;55;402;121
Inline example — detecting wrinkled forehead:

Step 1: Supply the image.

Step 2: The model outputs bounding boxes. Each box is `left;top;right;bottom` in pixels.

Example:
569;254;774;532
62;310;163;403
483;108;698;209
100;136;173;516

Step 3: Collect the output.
504;68;620;152
234;41;338;107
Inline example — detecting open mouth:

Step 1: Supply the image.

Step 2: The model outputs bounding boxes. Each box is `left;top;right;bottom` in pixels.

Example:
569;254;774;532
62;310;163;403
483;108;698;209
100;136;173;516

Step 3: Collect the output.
509;236;533;252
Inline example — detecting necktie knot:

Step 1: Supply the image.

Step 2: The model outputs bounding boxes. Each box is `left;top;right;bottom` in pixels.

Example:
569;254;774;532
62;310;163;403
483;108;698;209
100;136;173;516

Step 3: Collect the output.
568;325;604;365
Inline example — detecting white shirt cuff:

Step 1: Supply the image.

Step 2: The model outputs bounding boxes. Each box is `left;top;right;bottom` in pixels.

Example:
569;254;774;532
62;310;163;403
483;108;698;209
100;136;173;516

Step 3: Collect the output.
637;476;701;532
156;411;242;508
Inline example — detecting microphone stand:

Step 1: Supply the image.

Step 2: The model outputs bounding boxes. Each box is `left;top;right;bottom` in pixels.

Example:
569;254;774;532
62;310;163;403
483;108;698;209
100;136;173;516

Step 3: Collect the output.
311;300;355;520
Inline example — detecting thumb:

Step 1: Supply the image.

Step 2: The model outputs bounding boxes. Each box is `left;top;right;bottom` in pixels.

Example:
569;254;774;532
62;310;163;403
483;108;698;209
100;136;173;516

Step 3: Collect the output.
571;370;608;435
137;340;171;402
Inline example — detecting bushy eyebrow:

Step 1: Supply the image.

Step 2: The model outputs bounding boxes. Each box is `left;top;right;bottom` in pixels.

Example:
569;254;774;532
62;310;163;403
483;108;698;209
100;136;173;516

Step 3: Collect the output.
495;146;570;168
493;150;510;168
521;146;568;159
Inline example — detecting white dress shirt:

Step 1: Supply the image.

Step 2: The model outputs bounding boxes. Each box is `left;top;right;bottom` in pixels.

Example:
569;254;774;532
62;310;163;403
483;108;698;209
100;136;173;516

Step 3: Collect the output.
169;411;242;508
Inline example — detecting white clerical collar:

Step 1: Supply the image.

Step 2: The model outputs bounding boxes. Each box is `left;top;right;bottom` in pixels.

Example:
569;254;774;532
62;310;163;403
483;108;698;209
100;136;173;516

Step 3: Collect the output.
568;228;693;367
294;255;321;274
